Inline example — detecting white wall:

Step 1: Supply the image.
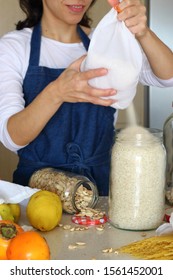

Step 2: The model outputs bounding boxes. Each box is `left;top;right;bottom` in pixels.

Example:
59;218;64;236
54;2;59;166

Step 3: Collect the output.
90;0;110;27
0;0;24;180
0;0;24;36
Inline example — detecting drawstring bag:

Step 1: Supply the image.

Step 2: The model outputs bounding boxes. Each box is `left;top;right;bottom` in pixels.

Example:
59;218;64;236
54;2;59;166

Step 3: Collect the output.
81;8;143;109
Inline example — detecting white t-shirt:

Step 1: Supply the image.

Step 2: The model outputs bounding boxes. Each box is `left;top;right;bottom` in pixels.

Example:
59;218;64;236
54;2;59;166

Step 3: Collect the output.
0;28;173;152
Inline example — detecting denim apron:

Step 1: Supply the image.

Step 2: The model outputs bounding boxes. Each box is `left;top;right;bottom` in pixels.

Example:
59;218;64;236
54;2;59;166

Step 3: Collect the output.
13;23;116;195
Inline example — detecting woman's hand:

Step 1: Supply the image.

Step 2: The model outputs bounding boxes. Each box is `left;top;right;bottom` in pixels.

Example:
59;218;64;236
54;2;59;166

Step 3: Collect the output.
107;0;173;80
108;0;148;38
7;56;117;147
47;56;116;107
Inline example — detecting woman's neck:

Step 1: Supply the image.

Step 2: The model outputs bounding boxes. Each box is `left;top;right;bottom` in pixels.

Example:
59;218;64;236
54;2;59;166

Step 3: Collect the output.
41;17;81;43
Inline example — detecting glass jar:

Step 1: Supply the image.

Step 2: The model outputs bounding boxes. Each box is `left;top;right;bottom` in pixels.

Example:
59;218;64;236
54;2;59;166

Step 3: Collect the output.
29;168;99;214
163;113;173;205
108;125;166;231
147;128;163;139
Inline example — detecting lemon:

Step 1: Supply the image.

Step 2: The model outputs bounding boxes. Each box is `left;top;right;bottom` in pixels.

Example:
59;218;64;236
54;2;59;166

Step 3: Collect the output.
7;203;21;223
0;203;21;223
26;190;62;231
0;204;14;222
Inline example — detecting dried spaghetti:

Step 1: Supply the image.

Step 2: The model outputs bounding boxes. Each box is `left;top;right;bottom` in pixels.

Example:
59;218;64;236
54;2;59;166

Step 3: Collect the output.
118;234;173;260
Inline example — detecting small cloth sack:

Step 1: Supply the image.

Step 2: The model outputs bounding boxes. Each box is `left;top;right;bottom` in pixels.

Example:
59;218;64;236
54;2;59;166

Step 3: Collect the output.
156;212;173;236
81;8;143;109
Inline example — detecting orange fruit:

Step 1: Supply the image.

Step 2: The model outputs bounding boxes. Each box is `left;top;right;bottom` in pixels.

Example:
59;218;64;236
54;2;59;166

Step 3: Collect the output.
0;220;24;260
7;231;50;260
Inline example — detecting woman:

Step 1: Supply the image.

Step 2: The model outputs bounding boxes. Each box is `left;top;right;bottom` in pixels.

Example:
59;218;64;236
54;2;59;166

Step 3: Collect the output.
0;0;173;195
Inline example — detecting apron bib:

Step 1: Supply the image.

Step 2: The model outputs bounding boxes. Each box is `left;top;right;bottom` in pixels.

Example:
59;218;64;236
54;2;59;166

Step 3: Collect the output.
13;23;116;195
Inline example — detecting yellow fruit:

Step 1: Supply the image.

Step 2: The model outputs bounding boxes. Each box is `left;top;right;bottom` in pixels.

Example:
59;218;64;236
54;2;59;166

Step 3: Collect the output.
26;190;62;231
0;204;14;222
7;204;21;223
0;203;21;223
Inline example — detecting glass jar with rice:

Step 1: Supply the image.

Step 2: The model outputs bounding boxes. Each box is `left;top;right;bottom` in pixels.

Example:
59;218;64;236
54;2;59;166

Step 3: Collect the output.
108;125;166;231
163;113;173;205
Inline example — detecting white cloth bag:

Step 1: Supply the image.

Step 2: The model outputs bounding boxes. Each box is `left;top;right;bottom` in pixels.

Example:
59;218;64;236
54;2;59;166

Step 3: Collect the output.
81;8;143;109
156;212;173;236
0;180;39;204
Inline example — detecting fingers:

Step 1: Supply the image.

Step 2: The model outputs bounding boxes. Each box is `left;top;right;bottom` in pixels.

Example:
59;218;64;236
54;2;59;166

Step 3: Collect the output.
81;67;109;81
60;84;116;106
74;74;117;103
54;65;117;107
57;56;117;107
118;0;145;20
76;91;117;107
90;98;117;107
69;56;111;82
118;0;141;10
88;86;116;98
117;0;147;37
69;57;109;80
79;84;117;106
118;6;147;28
72;69;117;99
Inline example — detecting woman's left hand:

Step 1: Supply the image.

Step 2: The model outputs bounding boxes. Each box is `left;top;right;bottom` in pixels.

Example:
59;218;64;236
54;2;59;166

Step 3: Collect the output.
108;0;148;38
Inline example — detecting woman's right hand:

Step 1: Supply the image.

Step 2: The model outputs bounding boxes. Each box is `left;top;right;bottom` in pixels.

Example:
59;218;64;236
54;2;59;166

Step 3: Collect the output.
46;56;117;107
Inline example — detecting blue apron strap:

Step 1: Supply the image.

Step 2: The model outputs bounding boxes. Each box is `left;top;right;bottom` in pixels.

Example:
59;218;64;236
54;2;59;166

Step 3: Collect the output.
77;25;90;51
29;23;41;66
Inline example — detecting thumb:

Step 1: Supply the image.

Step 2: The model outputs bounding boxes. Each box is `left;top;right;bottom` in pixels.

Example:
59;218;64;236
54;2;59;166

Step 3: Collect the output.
69;55;87;72
107;0;119;7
